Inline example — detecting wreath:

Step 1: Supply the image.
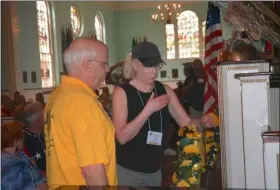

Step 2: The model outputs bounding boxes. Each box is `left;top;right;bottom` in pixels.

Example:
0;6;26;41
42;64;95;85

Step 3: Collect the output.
172;109;220;188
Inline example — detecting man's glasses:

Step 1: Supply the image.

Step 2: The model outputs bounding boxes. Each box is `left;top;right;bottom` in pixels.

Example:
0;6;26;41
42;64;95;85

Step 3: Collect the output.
86;60;109;70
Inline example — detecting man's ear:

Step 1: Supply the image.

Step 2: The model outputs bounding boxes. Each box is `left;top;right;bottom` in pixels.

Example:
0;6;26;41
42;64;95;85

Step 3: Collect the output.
81;60;93;73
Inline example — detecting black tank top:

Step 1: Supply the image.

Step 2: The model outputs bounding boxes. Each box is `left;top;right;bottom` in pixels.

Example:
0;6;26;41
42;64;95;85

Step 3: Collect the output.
116;81;170;173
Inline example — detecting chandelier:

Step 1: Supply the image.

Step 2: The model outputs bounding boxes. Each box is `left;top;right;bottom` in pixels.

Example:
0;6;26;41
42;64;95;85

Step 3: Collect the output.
152;2;182;24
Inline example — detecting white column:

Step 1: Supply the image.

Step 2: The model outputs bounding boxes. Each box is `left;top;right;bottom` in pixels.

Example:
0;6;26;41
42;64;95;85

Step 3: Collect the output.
217;61;270;188
235;73;271;189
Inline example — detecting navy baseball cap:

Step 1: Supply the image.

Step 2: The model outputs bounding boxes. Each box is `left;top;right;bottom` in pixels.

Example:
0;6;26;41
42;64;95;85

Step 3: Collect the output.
132;41;166;68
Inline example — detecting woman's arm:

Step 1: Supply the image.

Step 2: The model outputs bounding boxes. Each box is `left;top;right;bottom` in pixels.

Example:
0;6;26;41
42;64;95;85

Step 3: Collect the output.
165;85;214;128
112;86;152;145
112;86;170;145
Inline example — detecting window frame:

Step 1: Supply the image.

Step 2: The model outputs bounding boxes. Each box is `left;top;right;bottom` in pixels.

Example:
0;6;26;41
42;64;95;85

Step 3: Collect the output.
36;1;55;88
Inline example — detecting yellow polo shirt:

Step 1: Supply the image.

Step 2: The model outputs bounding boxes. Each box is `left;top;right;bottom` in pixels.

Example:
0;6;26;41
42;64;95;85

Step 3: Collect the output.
44;76;117;190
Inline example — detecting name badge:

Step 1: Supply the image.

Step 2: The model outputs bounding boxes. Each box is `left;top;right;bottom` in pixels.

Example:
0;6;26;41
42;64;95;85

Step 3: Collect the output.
146;131;162;146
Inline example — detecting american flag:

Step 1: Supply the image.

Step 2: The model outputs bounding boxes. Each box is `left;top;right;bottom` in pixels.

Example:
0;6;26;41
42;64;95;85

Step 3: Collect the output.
203;2;223;114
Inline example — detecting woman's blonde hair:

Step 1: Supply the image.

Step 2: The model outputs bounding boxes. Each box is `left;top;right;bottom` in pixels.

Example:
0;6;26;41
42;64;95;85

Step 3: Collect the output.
122;52;136;80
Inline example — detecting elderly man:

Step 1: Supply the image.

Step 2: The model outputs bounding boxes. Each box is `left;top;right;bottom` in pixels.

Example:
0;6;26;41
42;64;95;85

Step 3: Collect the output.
44;38;117;189
21;102;46;172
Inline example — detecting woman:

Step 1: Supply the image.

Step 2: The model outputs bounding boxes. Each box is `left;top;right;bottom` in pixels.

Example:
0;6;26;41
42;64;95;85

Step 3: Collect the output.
112;41;213;186
1;121;47;190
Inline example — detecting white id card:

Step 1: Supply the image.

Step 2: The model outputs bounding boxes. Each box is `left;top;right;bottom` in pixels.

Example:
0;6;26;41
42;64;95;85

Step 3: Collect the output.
146;131;163;146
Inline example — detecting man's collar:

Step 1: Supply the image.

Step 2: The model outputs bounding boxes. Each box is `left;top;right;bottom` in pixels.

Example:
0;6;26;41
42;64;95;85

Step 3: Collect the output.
61;76;98;99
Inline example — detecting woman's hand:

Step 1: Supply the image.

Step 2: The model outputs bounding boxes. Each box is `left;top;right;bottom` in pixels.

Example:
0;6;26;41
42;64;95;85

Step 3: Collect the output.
200;114;214;128
144;93;170;115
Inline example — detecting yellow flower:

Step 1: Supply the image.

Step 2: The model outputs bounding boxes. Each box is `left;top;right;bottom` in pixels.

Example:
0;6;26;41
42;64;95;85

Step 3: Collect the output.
192;163;203;171
206;131;214;138
177;180;190;187
180;160;192;167
178;128;184;136
186;133;194;139
172;173;178;183
183;144;200;154
186;132;202;140
208;113;219;127
188;124;197;131
188;176;199;184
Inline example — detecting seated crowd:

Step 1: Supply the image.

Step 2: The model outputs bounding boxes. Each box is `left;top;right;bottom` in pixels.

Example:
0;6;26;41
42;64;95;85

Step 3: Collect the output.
1;92;47;189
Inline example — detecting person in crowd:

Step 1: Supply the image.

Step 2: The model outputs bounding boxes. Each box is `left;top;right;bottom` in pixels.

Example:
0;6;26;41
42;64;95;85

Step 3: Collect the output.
44;37;117;189
112;41;213;186
182;59;205;118
19;102;46;173
13;95;27;120
1;121;47;190
35;92;45;107
13;91;21;106
1;95;14;117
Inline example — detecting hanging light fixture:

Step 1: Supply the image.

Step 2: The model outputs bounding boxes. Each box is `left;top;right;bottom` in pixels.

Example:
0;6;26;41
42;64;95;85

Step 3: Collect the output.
152;1;182;24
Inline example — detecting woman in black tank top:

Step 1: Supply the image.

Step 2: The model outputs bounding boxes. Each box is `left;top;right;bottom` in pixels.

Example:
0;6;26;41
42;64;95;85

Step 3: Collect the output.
112;42;214;187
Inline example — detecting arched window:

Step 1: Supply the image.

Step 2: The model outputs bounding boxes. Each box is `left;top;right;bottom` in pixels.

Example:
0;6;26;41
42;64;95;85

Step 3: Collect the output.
165;24;176;59
70;5;81;35
36;1;54;88
94;13;105;43
177;10;199;58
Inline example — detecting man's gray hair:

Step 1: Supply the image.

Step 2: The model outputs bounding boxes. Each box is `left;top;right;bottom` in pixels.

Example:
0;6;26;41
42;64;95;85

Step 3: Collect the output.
63;47;96;74
23;102;44;127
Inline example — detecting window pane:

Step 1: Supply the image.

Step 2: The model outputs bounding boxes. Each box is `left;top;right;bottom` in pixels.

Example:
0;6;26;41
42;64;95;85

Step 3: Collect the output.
166;24;176;59
70;6;80;35
95;14;104;42
36;1;53;88
177;10;200;58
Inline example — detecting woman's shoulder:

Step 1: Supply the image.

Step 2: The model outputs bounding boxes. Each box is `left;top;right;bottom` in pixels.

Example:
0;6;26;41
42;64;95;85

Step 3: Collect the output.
1;152;28;168
1;152;17;168
154;80;168;93
118;82;131;90
154;80;166;87
114;83;135;95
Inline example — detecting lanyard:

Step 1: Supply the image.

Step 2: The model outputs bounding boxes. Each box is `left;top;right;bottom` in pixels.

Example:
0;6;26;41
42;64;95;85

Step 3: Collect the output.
136;84;163;132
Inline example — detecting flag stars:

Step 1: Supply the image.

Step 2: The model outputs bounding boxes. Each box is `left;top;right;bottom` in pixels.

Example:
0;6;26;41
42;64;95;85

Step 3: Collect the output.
34;153;41;160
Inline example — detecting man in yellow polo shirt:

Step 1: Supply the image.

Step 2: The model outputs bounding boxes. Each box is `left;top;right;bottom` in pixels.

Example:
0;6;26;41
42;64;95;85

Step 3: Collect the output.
44;38;117;189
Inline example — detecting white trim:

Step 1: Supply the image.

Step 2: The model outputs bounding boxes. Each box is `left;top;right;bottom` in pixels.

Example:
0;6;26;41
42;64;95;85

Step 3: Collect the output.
48;1;60;86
